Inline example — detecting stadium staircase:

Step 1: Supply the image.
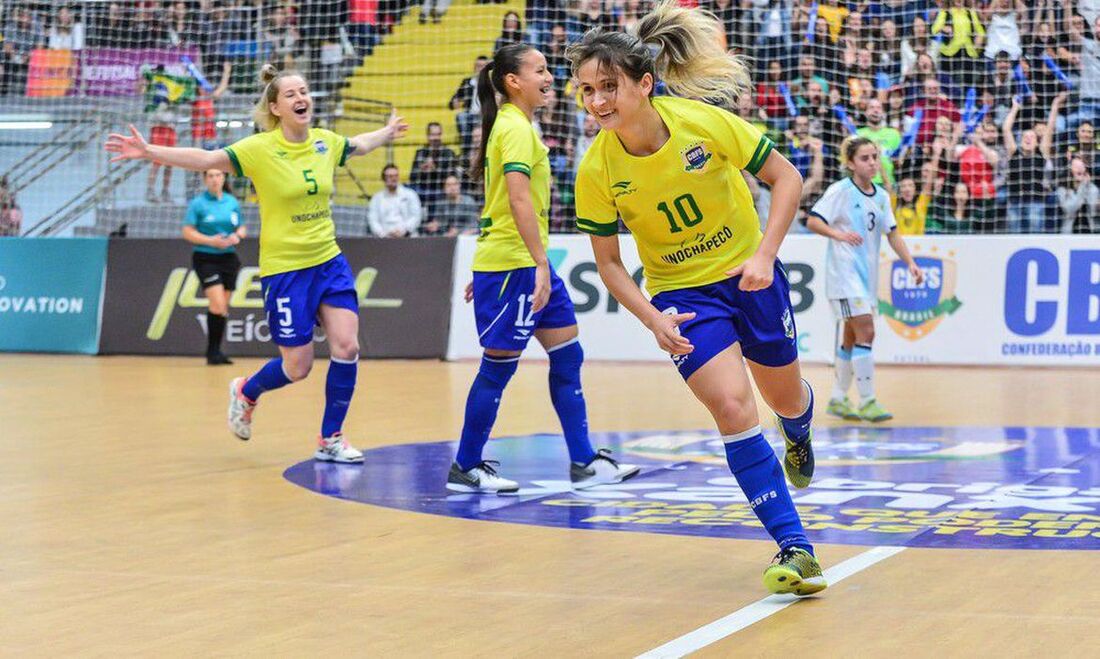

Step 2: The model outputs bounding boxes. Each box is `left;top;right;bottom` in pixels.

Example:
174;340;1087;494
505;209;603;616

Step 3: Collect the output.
334;0;521;204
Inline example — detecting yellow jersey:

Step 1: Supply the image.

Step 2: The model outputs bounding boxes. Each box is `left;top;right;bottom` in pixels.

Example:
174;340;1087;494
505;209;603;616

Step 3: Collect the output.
224;127;350;277
473;103;551;272
892;193;930;235
575;96;774;296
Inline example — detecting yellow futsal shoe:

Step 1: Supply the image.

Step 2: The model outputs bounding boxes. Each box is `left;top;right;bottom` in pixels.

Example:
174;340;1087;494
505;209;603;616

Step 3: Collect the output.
763;548;828;596
775;418;815;489
826;397;861;420
858;398;894;423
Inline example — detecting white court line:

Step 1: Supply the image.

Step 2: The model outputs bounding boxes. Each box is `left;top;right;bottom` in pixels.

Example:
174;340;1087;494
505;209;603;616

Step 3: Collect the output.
636;546;907;659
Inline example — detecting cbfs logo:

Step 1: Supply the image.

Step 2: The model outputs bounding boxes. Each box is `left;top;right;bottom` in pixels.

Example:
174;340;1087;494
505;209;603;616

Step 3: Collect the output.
680;142;712;172
1004;249;1100;336
878;250;961;341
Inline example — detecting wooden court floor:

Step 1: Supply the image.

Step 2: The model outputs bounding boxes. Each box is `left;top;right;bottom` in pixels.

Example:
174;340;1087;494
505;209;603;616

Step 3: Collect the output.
2;354;1099;656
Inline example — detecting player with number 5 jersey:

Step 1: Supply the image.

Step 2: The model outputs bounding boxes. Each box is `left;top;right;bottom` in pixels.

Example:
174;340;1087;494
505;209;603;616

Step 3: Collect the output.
570;1;826;595
106;63;408;463
446;43;639;495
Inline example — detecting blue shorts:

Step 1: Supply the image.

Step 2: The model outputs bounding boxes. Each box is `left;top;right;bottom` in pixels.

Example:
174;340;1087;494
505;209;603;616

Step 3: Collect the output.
261;254;358;347
650;261;798;380
472;266;577;351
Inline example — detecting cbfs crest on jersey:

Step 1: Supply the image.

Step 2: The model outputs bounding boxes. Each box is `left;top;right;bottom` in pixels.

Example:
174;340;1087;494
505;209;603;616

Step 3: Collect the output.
681;142;713;172
879;247;963;341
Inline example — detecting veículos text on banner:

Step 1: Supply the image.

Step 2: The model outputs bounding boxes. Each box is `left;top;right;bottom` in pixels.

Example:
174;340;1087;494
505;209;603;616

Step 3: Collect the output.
100;238;455;357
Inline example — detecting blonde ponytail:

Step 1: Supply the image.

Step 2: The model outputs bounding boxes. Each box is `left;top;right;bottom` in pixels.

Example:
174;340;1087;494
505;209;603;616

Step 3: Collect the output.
633;0;752;108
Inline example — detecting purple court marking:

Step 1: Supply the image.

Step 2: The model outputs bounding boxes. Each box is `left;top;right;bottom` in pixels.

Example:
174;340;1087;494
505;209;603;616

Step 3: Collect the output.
284;427;1100;550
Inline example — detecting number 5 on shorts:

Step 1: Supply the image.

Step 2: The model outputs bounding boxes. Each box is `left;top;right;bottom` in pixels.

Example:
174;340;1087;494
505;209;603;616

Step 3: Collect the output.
276;297;293;327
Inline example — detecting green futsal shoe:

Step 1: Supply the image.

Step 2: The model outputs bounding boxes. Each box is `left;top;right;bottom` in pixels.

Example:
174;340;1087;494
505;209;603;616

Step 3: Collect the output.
763;547;828;596
826;397;861;420
776;418;815;489
858;398;894;423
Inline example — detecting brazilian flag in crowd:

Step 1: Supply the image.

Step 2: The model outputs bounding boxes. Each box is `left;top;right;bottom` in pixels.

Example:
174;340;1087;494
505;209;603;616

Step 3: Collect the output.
141;66;197;112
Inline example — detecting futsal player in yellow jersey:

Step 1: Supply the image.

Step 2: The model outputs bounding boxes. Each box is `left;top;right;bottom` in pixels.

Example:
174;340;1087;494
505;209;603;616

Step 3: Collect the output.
569;1;826;595
106;64;408;463
446;43;639;494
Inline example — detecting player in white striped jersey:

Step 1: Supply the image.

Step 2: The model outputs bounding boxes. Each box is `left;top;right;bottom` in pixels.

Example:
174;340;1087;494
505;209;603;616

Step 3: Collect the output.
805;136;923;422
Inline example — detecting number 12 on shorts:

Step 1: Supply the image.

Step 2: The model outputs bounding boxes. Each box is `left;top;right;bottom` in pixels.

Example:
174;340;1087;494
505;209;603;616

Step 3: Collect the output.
515;294;536;327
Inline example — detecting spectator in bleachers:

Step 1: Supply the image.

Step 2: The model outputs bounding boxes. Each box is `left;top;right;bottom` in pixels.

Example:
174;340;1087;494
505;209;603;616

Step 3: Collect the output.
986;52;1016;125
130;4;166;49
264;5;302;69
1068;14;1100;130
619;0;647;33
754;0;792;71
348;0;380;57
411;121;460;212
87;2;129;48
985;0;1025;61
872;19;901;81
791;54;830;100
885;86;908;132
803;16;843;83
858;98;902;187
0;175;21;237
782;114;825;202
955;121;1001;233
165;1;200;50
901;15;939;80
494;11;524;53
420;0;451;24
576;0;615;34
451;55;489;142
931;0;985;89
2;5;45;95
369;164;423;237
544;23;570;83
573;113;599;173
892;158;939;236
1003;96;1053;233
911;77;961;146
757;60;789;123
929;182;978;234
1057;156;1100;233
538;87;577;178
816;0;849;43
867;0;919;35
47;6;84;51
422;175;479;236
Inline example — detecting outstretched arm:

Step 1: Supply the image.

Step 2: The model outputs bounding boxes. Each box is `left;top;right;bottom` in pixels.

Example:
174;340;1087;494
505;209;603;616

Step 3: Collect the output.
346;110;409;159
730;149;803;291
105;124;231;172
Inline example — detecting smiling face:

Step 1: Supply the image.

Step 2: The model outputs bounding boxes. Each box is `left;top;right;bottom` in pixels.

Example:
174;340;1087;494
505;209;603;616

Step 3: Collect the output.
576;58;653;132
503;49;553;111
269;75;312;130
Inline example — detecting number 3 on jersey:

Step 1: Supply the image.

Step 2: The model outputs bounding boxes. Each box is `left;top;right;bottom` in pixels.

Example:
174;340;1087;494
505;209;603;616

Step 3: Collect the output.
658;193;703;233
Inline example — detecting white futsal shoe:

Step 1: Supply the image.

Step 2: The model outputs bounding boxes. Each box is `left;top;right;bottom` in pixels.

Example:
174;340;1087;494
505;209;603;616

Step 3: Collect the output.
571;449;641;490
314;433;364;463
227;377;256;440
446;460;520;494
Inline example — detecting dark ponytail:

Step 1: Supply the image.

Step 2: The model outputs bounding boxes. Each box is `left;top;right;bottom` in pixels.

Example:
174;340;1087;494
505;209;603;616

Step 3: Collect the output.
470;43;536;181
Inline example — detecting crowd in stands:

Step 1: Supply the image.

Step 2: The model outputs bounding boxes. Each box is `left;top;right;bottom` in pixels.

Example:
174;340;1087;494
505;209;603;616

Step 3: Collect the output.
4;1;1100;235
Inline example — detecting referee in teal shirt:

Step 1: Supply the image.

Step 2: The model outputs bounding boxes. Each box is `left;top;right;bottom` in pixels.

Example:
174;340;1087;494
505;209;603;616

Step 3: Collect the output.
183;169;246;365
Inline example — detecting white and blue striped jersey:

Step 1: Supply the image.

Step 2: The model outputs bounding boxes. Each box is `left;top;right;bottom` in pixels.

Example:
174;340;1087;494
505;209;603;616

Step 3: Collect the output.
809;177;897;300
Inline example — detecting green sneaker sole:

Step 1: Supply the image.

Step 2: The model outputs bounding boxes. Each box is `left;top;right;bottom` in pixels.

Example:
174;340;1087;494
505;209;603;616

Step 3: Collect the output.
763;565;828;596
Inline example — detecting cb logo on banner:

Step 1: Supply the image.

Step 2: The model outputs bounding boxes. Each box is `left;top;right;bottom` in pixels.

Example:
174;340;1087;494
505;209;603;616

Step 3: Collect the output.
878;250;962;341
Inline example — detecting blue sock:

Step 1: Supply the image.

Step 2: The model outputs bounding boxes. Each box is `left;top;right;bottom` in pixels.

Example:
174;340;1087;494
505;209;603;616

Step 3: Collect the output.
455;354;519;470
777;379;814;444
321;356;358;438
547;339;596;465
241;357;293;402
724;426;812;554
